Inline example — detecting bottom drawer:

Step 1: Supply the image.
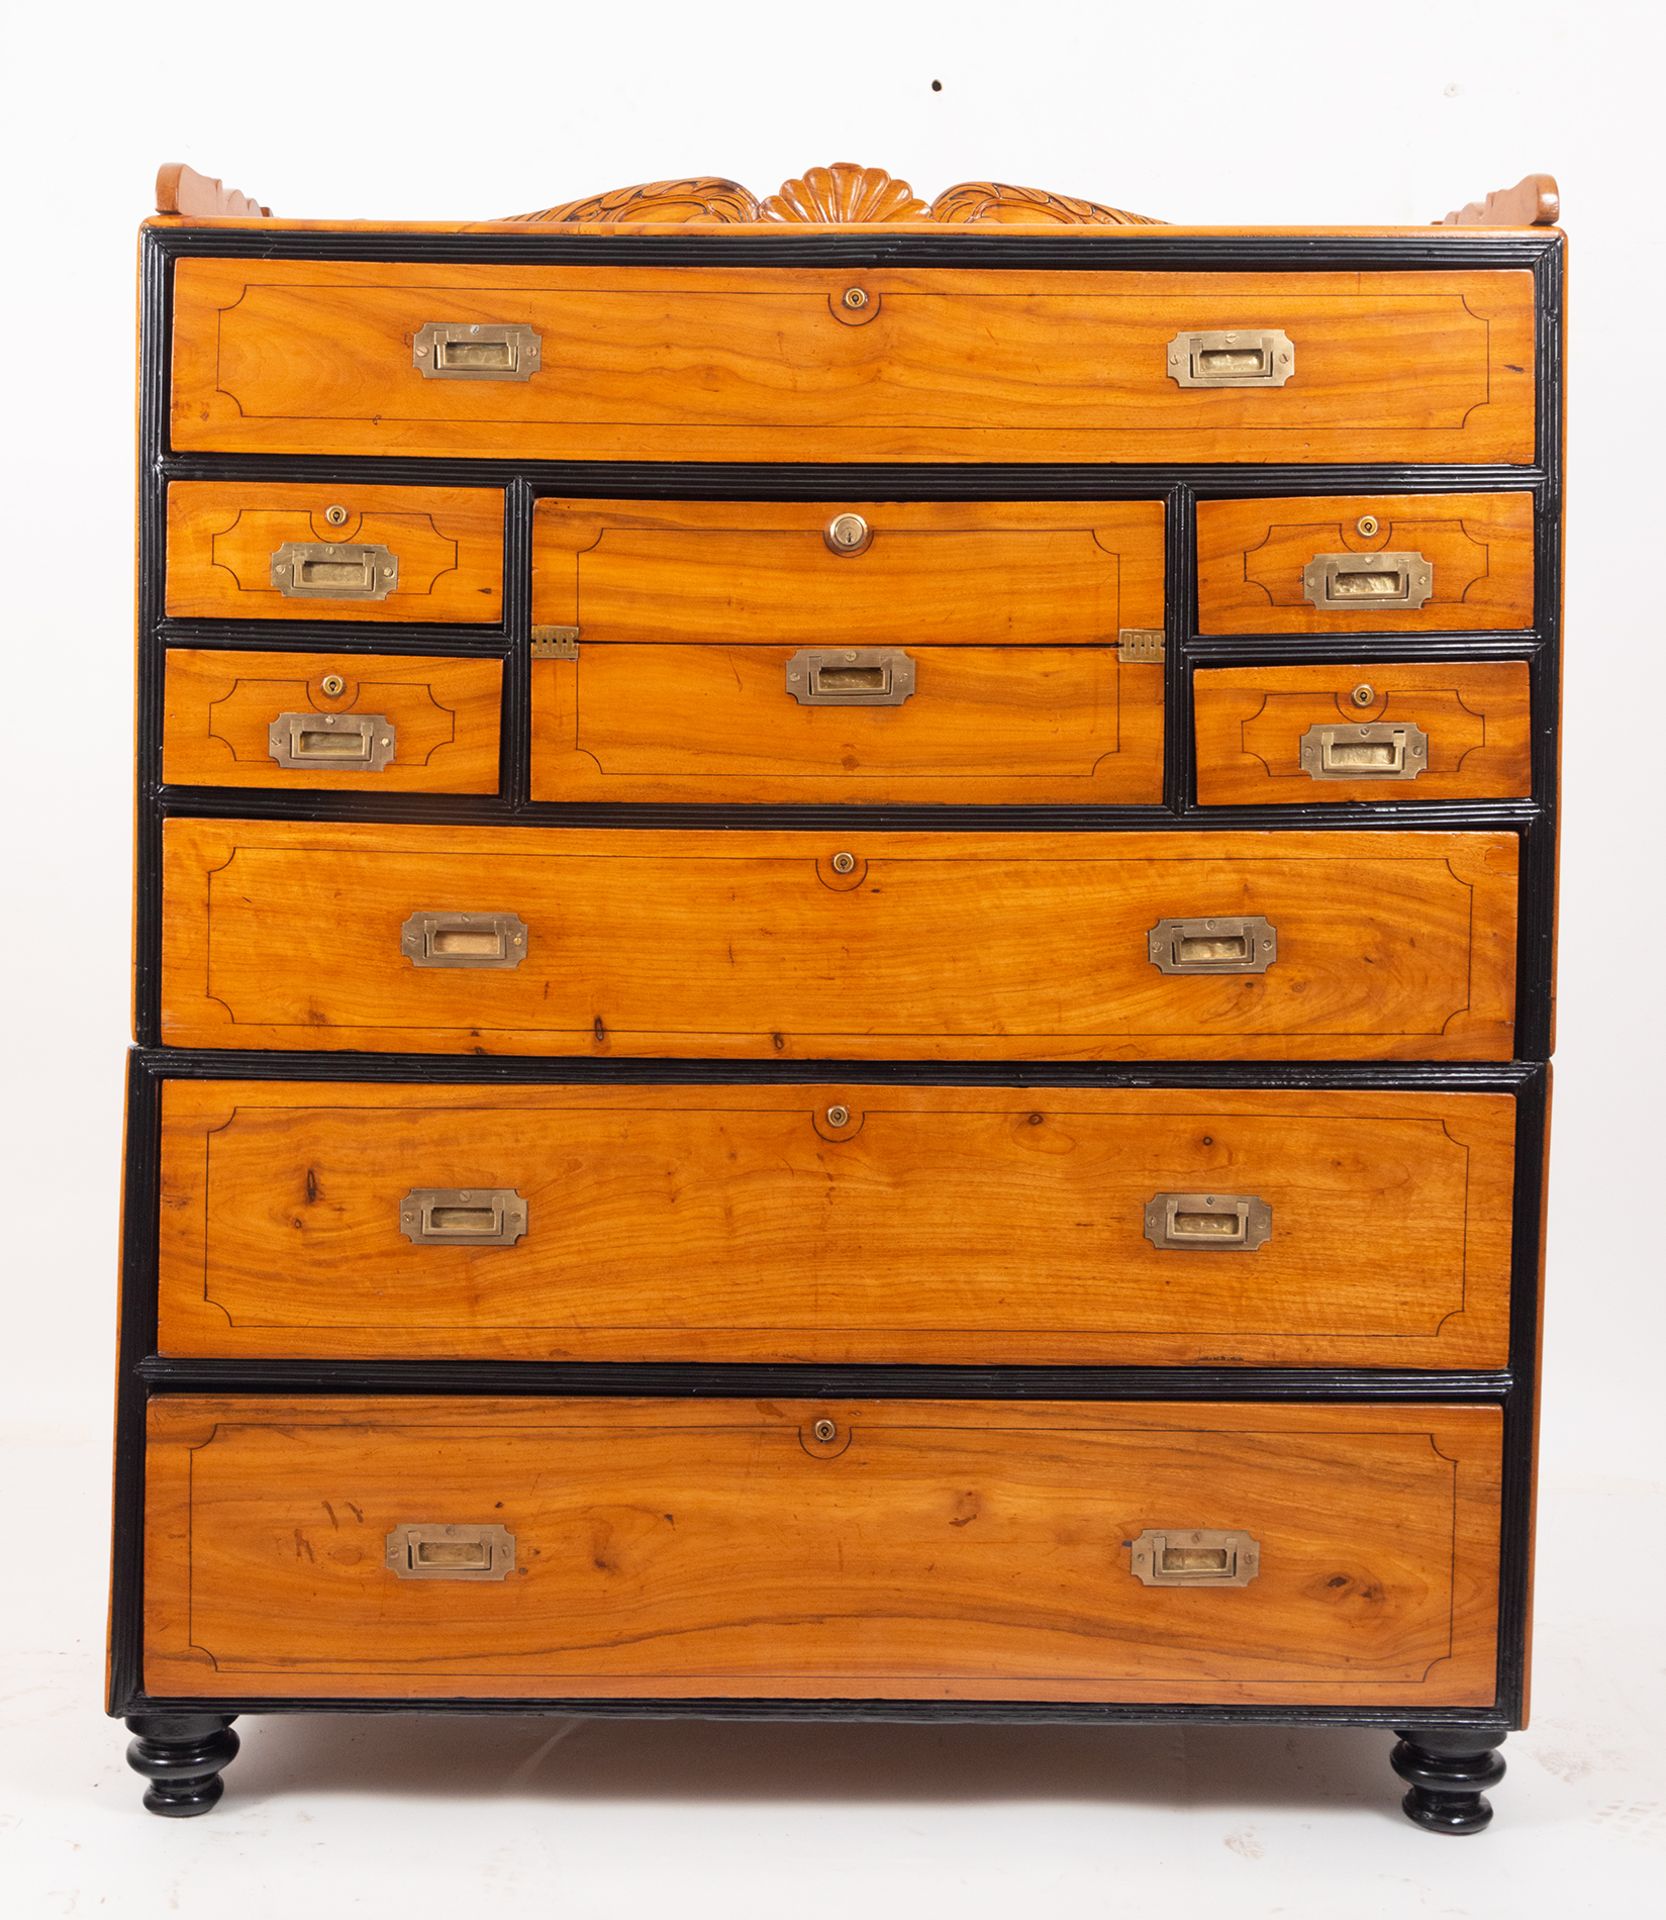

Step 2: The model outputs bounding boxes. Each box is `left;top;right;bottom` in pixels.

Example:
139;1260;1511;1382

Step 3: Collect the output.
145;1397;1502;1706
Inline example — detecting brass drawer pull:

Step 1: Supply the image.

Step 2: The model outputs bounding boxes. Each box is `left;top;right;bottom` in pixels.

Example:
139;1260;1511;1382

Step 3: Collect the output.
1302;550;1434;610
267;711;396;771
1300;721;1429;781
269;541;399;601
1166;329;1295;388
1128;1528;1261;1587
400;1187;528;1246
785;647;916;706
400;910;528;968
1148;915;1277;974
385;1523;516;1581
1144;1191;1272;1252
412;321;542;381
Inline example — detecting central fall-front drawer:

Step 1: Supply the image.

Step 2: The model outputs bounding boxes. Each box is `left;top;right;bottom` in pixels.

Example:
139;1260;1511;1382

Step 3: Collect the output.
156;1081;1515;1367
143;1396;1503;1705
159;822;1518;1059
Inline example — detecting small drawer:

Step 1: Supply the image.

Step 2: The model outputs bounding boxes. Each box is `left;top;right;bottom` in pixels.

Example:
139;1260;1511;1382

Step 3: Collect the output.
158;820;1519;1061
1196;494;1534;635
166;483;503;624
157;1080;1515;1368
170;258;1535;465
143;1395;1502;1705
530;498;1166;805
162;651;502;792
1194;662;1532;805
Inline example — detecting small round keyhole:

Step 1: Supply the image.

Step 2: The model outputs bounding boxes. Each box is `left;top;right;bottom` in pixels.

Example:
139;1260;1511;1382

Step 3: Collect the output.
830;851;856;875
812;1419;838;1443
1350;683;1376;708
1356;514;1380;538
826;1105;850;1128
324;504;349;527
319;673;346;697
841;287;869;311
824;513;872;555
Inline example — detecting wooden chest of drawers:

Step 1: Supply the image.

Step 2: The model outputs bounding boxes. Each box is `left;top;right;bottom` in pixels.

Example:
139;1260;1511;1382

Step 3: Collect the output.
112;160;1564;1834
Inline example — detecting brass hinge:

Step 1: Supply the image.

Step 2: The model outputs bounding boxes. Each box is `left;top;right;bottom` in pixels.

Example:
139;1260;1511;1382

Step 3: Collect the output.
1118;627;1166;664
530;625;580;659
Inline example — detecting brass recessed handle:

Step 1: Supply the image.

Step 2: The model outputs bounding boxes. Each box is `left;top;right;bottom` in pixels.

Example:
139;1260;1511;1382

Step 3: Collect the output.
785;647;916;705
1166;329;1295;387
1148;916;1277;975
412;322;542;381
269;541;398;601
1128;1528;1260;1587
267;711;396;771
386;1523;516;1581
400;911;528;968
1300;721;1429;781
400;1188;528;1246
1144;1192;1272;1251
1303;551;1434;610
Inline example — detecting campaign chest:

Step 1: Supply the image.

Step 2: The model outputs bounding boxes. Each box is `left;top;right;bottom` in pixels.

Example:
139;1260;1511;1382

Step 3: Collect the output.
112;161;1564;1833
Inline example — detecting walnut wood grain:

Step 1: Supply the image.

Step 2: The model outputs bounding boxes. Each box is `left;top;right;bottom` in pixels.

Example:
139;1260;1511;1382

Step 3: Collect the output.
169;261;1537;466
163;651;502;794
1194;663;1532;807
144;1396;1502;1705
155;162;269;218
507;161;1160;225
157;821;1519;1061
1440;174;1559;227
156;1081;1514;1367
1195;494;1535;636
165;483;503;624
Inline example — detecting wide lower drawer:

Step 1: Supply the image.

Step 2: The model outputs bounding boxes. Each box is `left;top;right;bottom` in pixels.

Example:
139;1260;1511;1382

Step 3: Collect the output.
158;823;1519;1059
157;1081;1514;1367
143;1396;1503;1704
1194;662;1533;806
1195;493;1535;635
163;650;503;793
169;260;1536;465
166;483;503;623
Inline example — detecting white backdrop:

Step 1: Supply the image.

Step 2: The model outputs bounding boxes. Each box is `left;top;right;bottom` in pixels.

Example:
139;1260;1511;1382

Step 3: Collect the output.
2;2;1662;1913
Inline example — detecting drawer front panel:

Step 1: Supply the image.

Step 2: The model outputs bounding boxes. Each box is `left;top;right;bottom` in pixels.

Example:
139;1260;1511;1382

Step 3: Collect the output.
144;1396;1502;1704
163;651;503;793
157;1082;1515;1367
530;499;1165;647
170;260;1536;464
1196;494;1534;635
166;483;504;624
1194;662;1532;806
158;822;1519;1060
531;644;1163;804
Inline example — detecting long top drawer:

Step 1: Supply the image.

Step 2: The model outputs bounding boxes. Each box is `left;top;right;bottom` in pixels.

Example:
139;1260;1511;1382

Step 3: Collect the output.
169;261;1537;464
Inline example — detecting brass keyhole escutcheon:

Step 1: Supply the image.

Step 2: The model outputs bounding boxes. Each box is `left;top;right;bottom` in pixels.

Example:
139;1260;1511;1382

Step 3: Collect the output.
825;1104;850;1128
830;851;857;875
812;1419;838;1443
319;673;346;697
824;512;872;556
841;287;869;310
1351;683;1376;708
1356;514;1380;538
324;504;350;527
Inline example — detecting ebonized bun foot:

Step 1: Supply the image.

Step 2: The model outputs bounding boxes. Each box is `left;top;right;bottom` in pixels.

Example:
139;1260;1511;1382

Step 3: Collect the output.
125;1713;240;1817
1391;1728;1506;1834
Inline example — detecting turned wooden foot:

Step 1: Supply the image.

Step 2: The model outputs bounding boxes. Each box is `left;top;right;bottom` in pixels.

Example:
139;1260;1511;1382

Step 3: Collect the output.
1391;1728;1506;1834
125;1713;240;1817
